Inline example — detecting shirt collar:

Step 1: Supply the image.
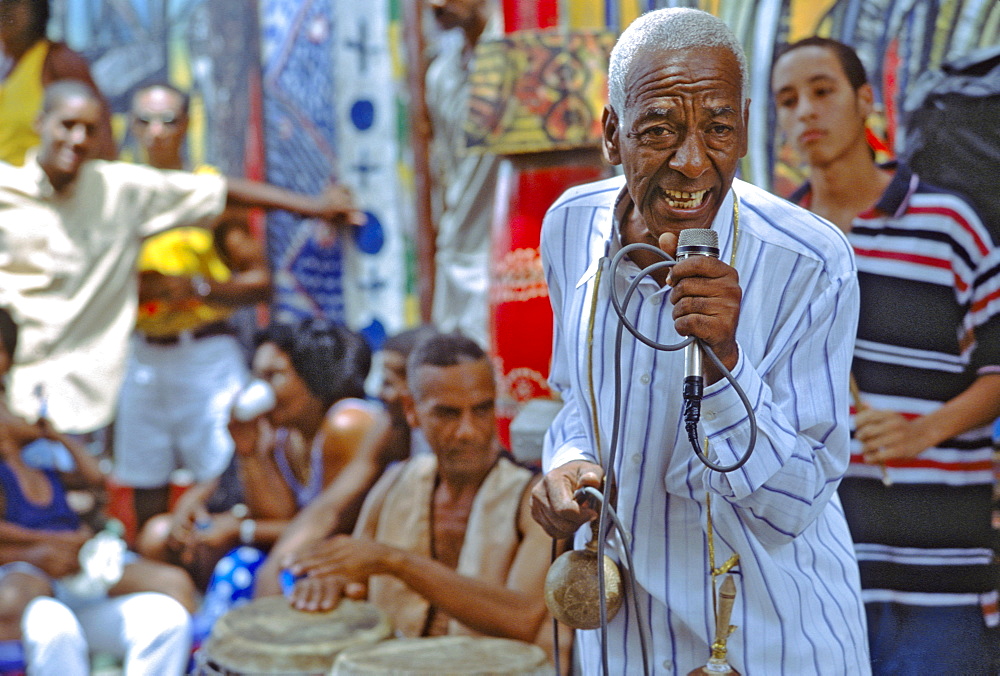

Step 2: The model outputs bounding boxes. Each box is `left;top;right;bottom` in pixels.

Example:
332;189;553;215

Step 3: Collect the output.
576;182;738;288
868;161;916;219
792;161;916;221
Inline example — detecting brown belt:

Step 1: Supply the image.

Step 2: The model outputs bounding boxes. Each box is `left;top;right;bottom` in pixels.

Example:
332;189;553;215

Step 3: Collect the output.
141;321;234;346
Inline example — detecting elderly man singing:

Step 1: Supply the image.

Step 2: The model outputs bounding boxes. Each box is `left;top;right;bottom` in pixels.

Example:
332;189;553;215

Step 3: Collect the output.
530;8;869;675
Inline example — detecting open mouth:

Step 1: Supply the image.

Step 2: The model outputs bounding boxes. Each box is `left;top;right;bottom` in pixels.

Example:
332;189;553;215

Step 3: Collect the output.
663;189;708;210
57;150;82;166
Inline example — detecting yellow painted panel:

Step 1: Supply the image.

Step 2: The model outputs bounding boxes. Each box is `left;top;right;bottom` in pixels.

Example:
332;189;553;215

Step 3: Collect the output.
619;0;642;29
565;0;605;29
787;0;838;41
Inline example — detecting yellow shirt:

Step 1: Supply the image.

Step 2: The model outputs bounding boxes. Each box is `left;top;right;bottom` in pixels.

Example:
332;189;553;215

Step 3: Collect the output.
0;153;227;432
135;165;234;336
0;40;47;166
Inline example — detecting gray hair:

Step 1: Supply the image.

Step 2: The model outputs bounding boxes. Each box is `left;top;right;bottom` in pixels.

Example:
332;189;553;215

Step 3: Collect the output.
608;8;749;115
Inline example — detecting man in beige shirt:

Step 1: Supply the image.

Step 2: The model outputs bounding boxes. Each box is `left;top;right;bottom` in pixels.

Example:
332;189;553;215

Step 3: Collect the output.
283;332;565;666
0;79;361;439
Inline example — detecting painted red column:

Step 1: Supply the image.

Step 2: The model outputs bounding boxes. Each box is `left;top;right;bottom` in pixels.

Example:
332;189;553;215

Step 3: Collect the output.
490;150;607;448
482;16;614;452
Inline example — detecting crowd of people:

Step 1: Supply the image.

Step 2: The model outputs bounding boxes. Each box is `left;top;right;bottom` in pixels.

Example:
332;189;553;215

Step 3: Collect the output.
0;0;996;674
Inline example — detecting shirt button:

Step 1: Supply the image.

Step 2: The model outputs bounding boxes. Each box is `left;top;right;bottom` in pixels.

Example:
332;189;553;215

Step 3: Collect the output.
662;659;673;670
650;295;661;305
639;373;650;384
632;453;642;464
703;410;716;421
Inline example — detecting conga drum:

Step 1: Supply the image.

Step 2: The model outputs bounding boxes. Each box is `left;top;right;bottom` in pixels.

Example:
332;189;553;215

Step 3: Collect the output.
195;597;392;675
329;636;551;675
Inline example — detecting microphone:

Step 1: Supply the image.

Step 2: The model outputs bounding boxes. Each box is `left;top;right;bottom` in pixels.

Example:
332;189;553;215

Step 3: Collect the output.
675;228;720;423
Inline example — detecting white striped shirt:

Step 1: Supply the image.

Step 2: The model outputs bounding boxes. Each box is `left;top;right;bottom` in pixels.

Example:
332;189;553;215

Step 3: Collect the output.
541;176;870;675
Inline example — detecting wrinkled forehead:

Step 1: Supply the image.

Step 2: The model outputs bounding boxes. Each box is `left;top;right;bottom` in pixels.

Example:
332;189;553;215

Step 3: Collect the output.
624;45;744;111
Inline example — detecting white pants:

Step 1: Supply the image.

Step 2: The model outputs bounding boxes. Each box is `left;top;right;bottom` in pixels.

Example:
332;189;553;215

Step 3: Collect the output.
21;593;191;675
114;333;249;486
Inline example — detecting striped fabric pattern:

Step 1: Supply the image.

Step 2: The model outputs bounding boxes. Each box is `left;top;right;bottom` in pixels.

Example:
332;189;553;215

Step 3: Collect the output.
832;166;1000;615
541;176;870;674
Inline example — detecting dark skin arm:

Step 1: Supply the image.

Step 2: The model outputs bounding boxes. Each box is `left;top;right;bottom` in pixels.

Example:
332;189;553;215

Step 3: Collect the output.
0;404;103;489
0;407;42;450
0;532;88;577
228;416;297;521
254;413;396;597
289;485;553;645
193;402;382;562
44;419;106;489
223;179;366;229
858;373;1000;464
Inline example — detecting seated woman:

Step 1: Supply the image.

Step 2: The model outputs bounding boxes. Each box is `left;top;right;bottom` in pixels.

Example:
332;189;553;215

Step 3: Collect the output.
0;307;194;674
136;317;382;638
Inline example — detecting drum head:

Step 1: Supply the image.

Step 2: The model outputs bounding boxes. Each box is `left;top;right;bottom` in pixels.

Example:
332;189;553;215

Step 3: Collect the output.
203;597;391;674
329;636;551;675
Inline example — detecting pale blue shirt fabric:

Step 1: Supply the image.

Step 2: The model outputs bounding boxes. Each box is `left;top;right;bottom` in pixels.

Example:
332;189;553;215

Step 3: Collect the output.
542;175;870;675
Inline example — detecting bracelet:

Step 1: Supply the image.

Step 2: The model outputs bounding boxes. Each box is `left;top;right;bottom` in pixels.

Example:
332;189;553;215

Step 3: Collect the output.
239;518;257;546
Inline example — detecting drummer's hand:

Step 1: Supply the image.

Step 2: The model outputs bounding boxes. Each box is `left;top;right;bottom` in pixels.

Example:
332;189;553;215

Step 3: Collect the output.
530;460;603;539
289;574;366;612
289;534;393;580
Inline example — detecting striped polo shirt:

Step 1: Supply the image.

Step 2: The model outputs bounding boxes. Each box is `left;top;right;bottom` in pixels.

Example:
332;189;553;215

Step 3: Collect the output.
793;164;1000;617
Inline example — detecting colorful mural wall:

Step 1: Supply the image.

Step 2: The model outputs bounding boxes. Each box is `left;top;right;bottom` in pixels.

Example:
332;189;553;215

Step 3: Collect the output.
49;0;410;349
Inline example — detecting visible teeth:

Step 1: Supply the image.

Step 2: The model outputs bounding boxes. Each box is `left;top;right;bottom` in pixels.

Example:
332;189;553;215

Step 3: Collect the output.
663;189;707;209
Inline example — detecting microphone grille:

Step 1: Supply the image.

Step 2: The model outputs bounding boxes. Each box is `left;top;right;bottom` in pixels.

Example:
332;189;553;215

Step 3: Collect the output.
677;228;719;249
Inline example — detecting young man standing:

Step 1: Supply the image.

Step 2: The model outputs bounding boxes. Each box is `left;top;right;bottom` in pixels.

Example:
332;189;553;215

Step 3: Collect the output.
772;37;1000;674
112;83;271;530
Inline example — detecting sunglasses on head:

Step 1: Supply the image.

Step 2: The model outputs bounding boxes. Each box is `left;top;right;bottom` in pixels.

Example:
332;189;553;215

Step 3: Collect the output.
133;112;181;126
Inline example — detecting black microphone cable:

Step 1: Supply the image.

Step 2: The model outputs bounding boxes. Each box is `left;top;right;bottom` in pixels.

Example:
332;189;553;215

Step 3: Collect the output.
606;241;758;473
581;238;758;676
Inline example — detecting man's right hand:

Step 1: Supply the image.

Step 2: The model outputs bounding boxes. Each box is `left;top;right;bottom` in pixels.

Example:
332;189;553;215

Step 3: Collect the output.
530;460;604;539
288;573;366;612
315;184;366;228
